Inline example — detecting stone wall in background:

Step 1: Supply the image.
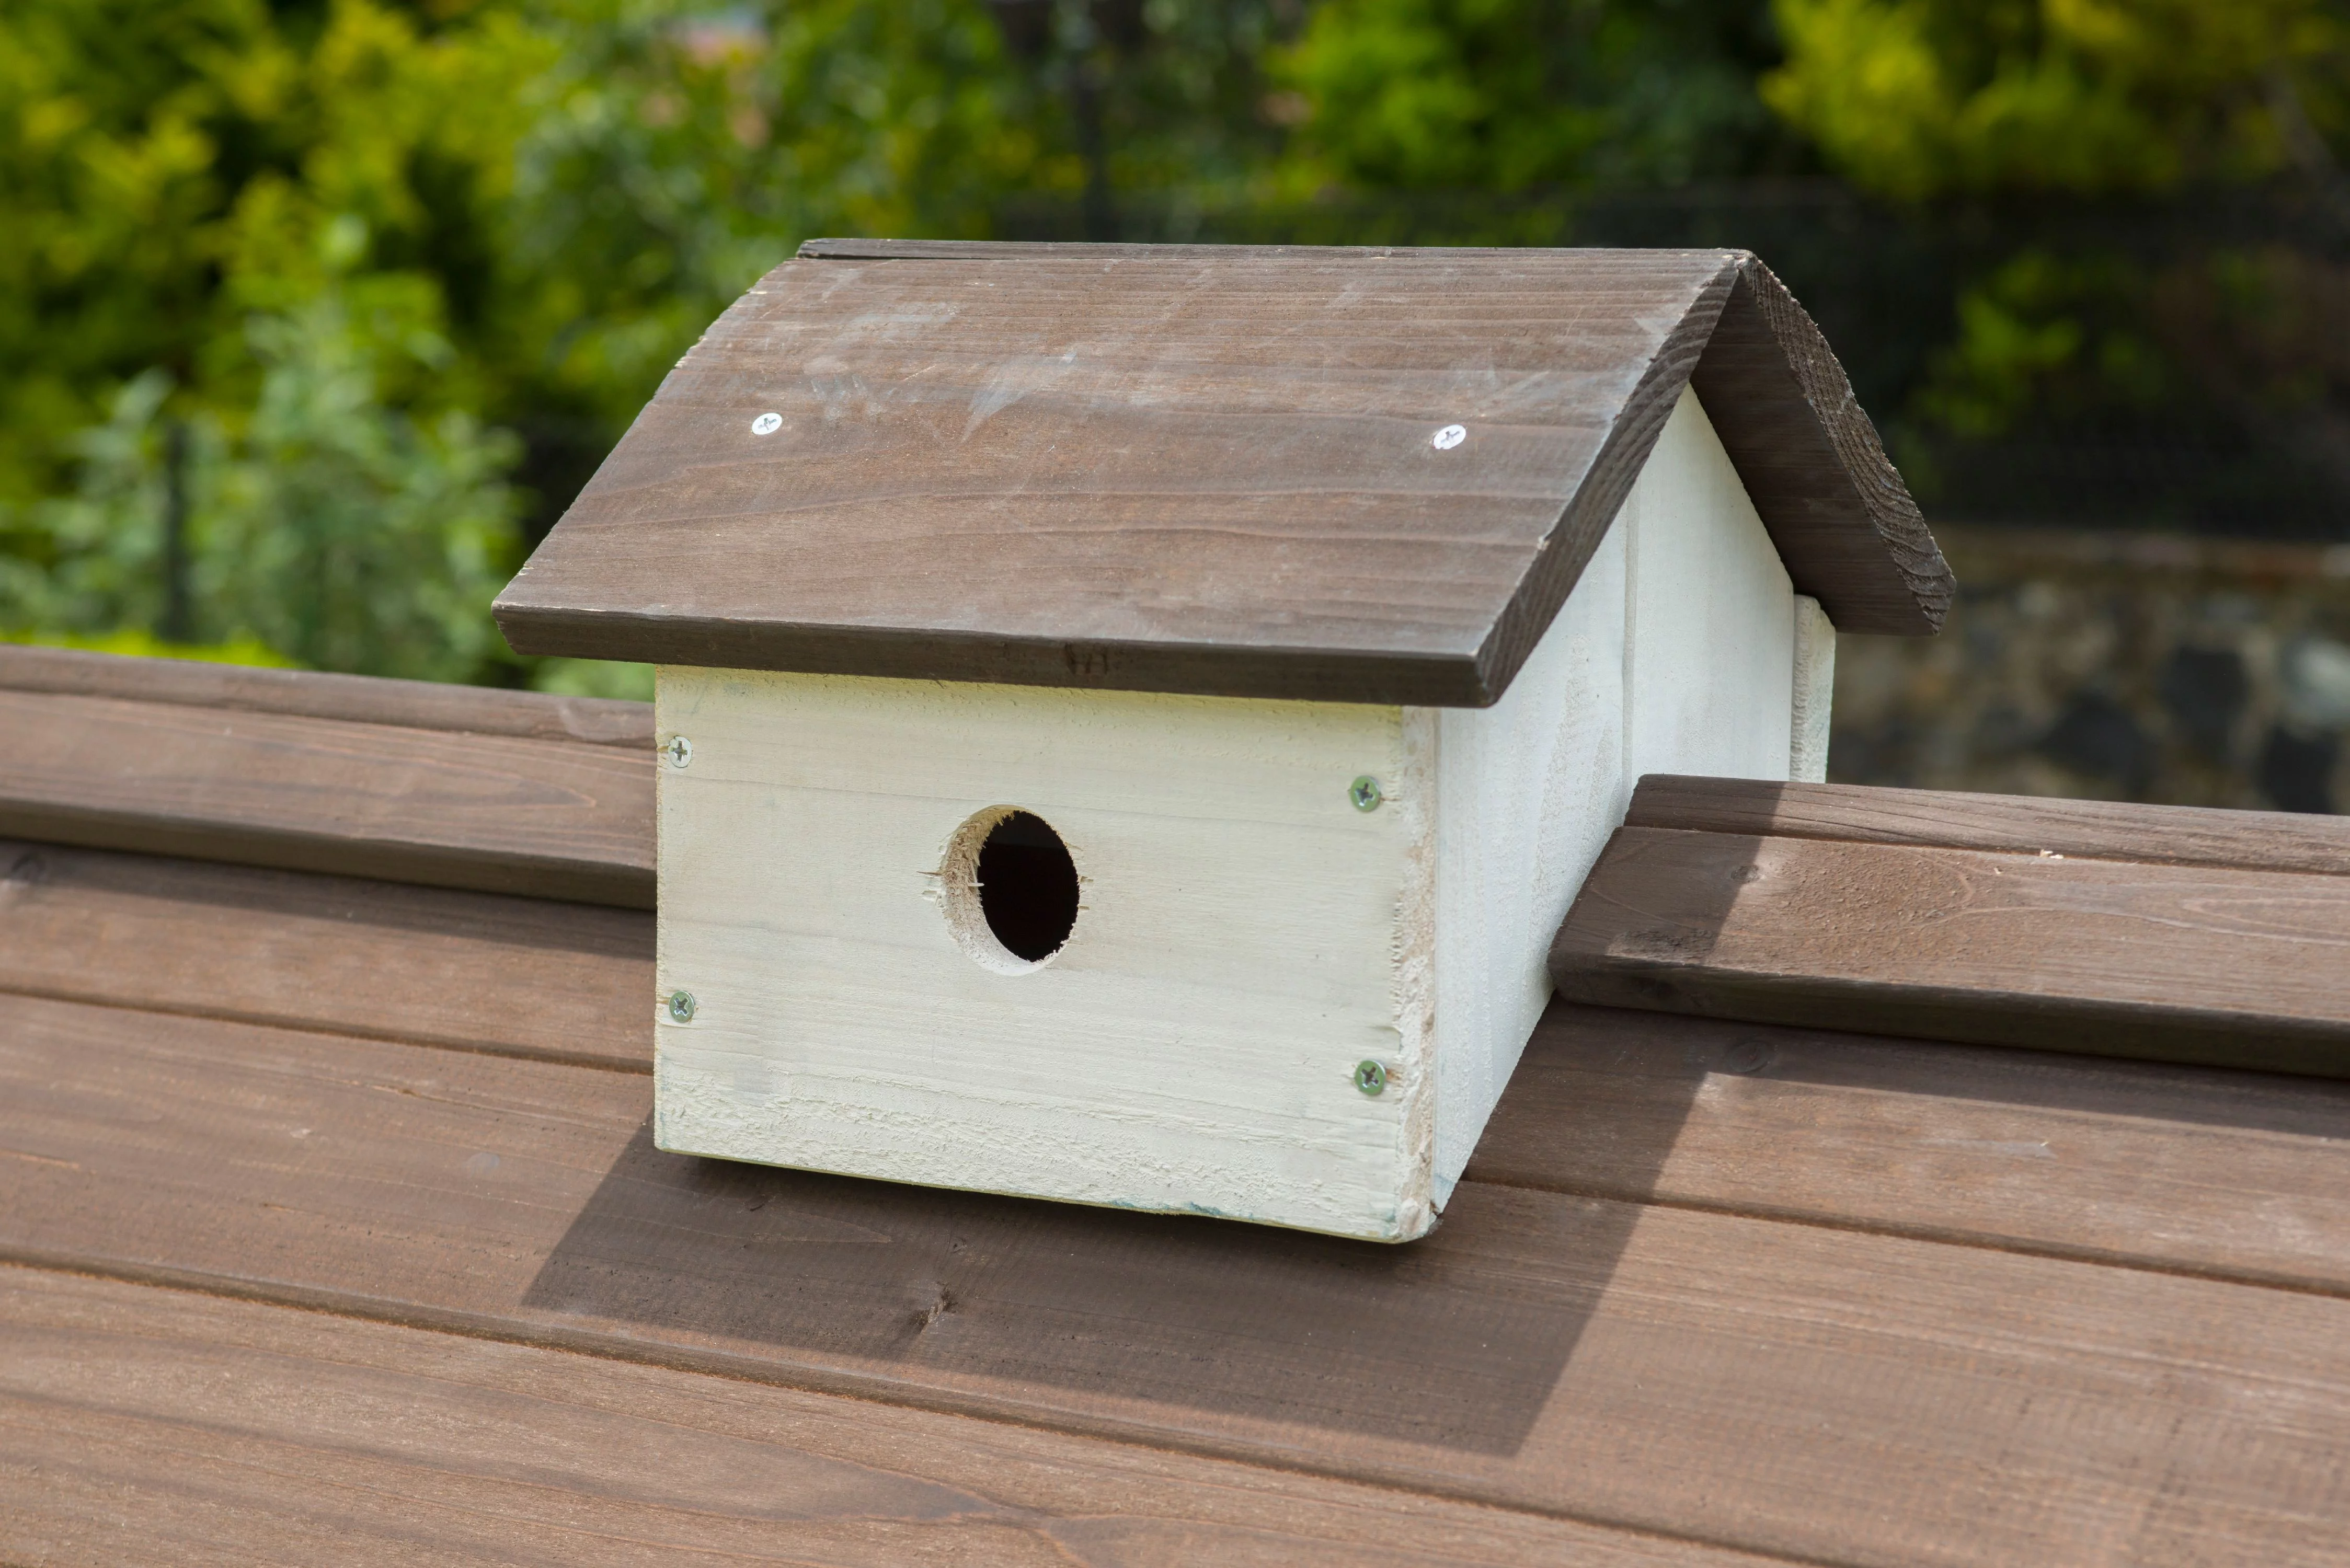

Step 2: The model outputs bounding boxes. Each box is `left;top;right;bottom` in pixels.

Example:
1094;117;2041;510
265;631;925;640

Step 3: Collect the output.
1830;527;2350;813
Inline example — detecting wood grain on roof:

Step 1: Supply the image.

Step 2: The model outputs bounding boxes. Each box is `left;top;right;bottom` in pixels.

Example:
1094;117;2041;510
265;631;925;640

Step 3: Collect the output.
9;660;2350;1563
495;243;1952;705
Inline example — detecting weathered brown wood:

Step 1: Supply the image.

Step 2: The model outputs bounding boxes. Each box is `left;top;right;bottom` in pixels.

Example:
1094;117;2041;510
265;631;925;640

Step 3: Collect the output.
1551;825;2350;1074
1627;773;2350;876
0;642;652;748
0;689;655;907
3;1266;1734;1568
0;840;651;1069
10;994;2350;1564
1476;1001;2350;1292
1689;264;1950;633
497;245;1948;705
22;840;2350;1298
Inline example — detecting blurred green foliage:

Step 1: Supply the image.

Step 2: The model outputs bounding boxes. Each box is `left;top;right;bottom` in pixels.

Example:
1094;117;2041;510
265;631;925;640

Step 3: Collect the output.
1274;0;1798;191
1766;0;2346;200
5;0;2349;688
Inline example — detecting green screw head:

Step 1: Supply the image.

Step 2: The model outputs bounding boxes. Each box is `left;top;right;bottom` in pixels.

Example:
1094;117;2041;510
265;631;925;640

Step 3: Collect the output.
1354;1059;1388;1096
1348;775;1383;812
667;989;696;1023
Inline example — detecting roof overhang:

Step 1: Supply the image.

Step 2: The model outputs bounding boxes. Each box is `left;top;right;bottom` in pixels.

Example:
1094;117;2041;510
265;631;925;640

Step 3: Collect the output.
497;241;1952;706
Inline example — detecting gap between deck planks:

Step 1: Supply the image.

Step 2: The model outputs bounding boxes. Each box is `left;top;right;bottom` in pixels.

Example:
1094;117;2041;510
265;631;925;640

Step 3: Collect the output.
9;990;2350;1564
1;1265;1749;1568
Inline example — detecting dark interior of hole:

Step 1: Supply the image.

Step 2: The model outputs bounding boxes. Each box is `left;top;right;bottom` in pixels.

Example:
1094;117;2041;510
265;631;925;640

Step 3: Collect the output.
976;811;1080;962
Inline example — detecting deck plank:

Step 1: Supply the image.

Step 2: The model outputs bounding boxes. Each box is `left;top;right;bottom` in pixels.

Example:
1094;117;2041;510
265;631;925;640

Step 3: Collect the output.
2;1265;1738;1568
0;840;651;1070
1551;825;2350;1075
1474;1004;2350;1292
0;643;654;749
7;995;2350;1564
15;844;2350;1297
0;689;655;907
1626;774;2350;876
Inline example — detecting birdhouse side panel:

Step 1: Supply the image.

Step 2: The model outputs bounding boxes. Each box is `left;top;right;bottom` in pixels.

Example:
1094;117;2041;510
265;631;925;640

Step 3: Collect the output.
651;669;1439;1241
1423;387;1800;1198
1624;386;1797;785
1428;520;1630;1198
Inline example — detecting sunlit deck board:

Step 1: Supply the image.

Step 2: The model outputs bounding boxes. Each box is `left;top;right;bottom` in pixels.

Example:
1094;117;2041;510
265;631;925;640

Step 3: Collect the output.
4;647;2349;1565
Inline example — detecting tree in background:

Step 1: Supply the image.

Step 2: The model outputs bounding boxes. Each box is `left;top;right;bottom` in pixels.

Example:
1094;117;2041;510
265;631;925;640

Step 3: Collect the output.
1275;0;1802;193
1762;0;2350;526
0;0;1287;687
0;0;551;675
10;0;2350;689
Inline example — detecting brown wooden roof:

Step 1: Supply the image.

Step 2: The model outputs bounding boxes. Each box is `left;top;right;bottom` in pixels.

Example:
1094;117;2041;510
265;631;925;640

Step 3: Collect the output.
496;242;1954;706
10;646;2350;1564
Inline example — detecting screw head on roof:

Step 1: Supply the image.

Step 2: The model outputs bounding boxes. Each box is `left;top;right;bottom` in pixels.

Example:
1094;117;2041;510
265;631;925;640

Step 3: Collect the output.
665;735;692;769
1432;423;1467;450
751;411;782;435
1354;1059;1388;1096
1349;775;1383;811
667;990;697;1023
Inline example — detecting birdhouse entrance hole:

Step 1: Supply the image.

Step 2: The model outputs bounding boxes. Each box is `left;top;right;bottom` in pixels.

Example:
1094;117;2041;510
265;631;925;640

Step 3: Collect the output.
943;808;1080;970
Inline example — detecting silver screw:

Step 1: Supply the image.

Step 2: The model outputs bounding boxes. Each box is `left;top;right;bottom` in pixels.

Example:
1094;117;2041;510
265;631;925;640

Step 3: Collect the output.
1432;423;1467;451
751;411;782;435
665;735;692;769
1349;775;1382;812
667;990;697;1023
1354;1059;1388;1096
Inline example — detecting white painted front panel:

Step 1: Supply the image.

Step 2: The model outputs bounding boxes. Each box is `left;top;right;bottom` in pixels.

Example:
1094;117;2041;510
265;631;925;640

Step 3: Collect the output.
655;673;1438;1241
653;385;1808;1240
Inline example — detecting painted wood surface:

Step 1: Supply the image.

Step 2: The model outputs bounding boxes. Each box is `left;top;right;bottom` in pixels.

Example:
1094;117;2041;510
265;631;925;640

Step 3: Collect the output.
1621;388;1794;787
1789;597;1834;783
1687;261;1949;635
6;1267;1735;1568
0;687;655;907
0;838;651;1070
27;826;2350;1304
12;664;2350;1563
497;246;1949;704
1474;1004;2350;1295
655;667;1438;1240
0;642;652;748
1552;826;2350;1075
1629;773;2350;875
13;991;2350;1563
1428;387;1794;1194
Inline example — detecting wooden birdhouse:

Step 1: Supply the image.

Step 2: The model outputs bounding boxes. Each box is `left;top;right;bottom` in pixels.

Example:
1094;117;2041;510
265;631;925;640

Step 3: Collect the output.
494;240;1952;1242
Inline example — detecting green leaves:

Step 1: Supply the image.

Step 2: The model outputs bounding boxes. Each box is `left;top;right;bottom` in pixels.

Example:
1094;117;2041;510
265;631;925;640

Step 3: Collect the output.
1275;0;1792;193
1766;0;2349;200
4;275;520;683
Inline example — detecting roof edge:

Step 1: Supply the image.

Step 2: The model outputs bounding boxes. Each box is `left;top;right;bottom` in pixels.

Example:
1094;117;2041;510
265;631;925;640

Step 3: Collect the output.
494;604;1494;708
1470;253;1747;701
1692;260;1954;636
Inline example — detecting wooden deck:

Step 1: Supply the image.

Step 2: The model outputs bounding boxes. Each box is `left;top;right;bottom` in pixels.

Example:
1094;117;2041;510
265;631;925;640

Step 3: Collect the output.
7;648;2350;1565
